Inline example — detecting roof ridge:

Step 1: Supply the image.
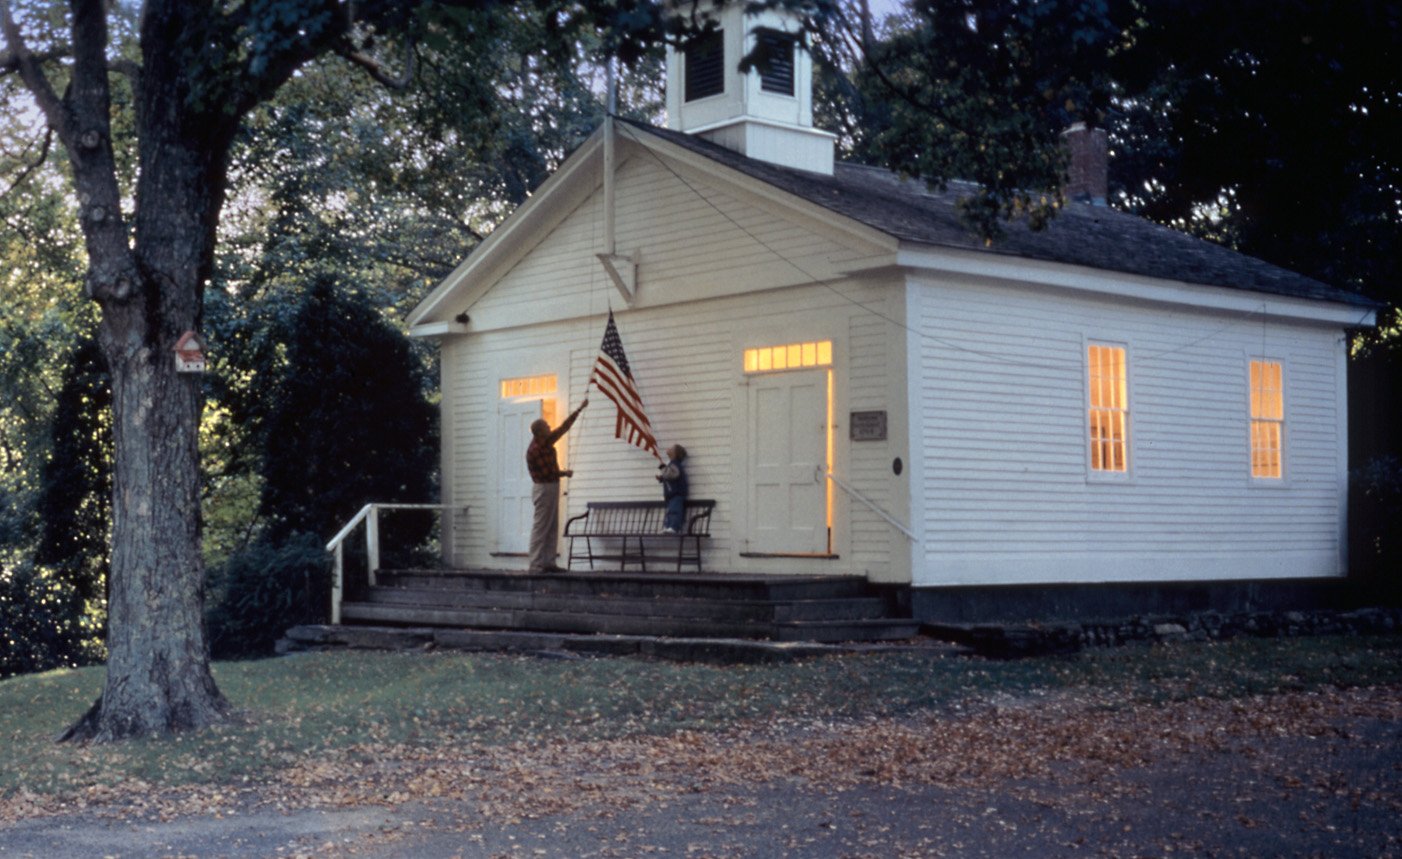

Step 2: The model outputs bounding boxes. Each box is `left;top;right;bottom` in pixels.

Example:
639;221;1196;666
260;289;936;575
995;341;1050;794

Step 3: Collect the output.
619;120;1375;309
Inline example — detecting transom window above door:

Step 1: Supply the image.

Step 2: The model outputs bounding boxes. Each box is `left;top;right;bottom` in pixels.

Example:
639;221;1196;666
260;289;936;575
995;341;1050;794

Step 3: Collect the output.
744;340;832;373
500;374;557;399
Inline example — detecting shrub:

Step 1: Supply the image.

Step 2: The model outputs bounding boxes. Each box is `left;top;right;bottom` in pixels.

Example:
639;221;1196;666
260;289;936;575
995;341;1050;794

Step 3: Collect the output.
206;533;331;659
0;559;101;679
1350;456;1402;600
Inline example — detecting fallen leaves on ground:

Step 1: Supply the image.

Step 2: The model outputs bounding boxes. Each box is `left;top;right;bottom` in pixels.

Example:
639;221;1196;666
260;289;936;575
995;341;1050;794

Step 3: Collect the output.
4;683;1397;836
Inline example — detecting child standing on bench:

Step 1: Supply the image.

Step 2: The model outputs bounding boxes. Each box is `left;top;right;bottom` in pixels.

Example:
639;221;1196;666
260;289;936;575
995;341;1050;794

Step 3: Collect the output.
656;444;689;534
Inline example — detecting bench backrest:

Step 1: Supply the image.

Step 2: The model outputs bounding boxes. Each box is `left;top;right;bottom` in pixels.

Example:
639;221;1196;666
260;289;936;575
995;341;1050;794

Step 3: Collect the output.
575;499;716;535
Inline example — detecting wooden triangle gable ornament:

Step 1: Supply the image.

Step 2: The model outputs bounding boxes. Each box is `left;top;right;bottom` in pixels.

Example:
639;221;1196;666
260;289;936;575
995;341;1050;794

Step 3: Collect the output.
597;250;638;304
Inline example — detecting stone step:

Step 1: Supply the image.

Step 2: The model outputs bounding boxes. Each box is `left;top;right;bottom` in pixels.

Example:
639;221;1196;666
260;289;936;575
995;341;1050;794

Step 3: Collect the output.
340;601;776;639
280;624;965;664
340;601;922;643
772;619;924;644
344;568;915;643
362;587;891;623
375;569;872;602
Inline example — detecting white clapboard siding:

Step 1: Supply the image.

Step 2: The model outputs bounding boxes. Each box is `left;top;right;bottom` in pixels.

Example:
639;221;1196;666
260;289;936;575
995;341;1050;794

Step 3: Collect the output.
445;285;905;577
440;149;905;577
909;273;1346;586
463;153;880;330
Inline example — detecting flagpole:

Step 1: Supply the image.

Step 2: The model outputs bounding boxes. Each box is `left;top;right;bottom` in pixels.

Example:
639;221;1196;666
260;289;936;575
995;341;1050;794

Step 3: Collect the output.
604;59;617;260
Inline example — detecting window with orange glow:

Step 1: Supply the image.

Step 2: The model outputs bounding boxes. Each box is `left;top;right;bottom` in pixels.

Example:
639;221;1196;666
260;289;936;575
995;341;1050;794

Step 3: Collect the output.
1250;360;1283;479
743;340;832;373
500;374;557;399
1087;344;1128;473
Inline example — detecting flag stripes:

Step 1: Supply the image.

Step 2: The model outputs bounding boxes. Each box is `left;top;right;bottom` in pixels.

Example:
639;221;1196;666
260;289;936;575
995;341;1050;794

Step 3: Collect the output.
590;311;660;459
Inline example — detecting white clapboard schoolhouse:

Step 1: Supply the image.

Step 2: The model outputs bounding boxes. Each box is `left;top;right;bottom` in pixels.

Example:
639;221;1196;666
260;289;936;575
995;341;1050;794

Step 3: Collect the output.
406;1;1377;621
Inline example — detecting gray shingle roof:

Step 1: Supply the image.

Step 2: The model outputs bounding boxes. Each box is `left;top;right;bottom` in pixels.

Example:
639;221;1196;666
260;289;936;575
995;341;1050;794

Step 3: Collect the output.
626;120;1377;309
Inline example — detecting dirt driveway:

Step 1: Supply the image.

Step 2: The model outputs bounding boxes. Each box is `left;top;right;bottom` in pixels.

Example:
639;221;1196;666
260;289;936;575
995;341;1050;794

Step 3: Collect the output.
3;685;1399;858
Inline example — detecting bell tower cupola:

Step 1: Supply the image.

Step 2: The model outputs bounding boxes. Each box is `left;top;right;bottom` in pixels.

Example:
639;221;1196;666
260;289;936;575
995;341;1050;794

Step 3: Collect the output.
664;1;835;175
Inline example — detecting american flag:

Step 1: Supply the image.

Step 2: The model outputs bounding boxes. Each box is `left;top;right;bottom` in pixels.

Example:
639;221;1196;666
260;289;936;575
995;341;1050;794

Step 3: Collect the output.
590;311;660;460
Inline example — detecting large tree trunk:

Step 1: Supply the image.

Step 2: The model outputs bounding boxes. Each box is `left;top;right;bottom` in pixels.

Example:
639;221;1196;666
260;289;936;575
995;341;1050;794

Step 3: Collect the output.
61;322;227;741
10;0;384;743
62;171;232;742
59;0;235;742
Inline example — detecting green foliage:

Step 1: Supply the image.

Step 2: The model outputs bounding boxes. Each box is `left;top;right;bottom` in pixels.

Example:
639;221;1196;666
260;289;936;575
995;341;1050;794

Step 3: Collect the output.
807;0;1120;237
202;277;438;660
0;559;101;680
256;276;438;545
1350;457;1402;592
0;147;87;554
1110;0;1399;315
34;332;111;606
205;533;331;659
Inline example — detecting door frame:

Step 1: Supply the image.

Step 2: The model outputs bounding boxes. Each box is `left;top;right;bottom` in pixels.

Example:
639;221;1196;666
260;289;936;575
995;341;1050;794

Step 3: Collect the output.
490;355;571;560
731;332;845;565
496;397;547;555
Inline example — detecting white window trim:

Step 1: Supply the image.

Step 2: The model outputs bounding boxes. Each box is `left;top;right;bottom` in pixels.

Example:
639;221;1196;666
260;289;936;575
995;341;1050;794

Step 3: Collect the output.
1084;338;1134;483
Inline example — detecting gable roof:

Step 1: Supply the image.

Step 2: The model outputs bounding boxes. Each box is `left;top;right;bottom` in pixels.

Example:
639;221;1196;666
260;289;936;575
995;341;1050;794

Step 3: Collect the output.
622;119;1378;310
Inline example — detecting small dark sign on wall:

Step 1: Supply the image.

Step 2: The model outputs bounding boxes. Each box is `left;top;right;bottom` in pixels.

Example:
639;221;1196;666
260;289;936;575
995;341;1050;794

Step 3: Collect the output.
849;410;887;442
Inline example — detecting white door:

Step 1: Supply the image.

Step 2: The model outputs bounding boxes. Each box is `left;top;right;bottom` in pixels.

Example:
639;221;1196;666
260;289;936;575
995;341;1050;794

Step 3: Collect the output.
497;399;544;553
748;369;828;553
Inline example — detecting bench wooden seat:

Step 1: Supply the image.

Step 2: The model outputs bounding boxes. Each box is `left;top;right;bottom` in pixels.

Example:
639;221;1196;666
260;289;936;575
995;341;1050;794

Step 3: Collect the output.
564;499;716;573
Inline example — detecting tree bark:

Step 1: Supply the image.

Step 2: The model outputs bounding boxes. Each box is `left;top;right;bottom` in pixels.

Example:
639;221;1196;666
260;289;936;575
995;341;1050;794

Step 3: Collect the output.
6;0;416;742
58;0;236;742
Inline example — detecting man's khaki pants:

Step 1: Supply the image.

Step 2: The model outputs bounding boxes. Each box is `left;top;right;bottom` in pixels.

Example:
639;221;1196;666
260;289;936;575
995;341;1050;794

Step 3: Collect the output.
528;481;560;571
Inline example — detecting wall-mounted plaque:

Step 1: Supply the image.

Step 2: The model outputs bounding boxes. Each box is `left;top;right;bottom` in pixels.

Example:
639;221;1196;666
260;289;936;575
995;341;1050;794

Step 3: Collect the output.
849;410;887;442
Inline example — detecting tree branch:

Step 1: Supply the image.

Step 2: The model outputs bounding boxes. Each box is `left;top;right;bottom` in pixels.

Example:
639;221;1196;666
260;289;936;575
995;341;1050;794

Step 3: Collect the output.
0;125;52;199
0;45;68;75
337;36;417;90
0;0;75;141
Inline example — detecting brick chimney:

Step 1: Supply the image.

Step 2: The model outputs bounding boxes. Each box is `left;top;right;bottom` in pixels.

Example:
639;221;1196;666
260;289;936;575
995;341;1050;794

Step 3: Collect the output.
1061;122;1108;206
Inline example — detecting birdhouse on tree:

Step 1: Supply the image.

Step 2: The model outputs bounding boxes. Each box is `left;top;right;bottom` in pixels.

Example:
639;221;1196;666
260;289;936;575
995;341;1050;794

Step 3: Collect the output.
173;331;206;374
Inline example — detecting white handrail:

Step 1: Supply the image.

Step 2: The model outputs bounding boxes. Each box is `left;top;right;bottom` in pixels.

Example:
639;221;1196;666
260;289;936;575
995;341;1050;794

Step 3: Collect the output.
823;470;919;543
326;504;374;553
325;503;459;624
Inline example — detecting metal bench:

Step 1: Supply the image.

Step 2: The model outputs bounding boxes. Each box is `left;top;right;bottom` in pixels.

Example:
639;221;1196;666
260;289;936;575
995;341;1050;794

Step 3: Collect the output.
564;499;716;573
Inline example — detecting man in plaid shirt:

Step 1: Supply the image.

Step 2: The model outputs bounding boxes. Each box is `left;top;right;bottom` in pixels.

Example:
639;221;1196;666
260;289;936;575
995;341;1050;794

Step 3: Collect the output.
526;397;588;572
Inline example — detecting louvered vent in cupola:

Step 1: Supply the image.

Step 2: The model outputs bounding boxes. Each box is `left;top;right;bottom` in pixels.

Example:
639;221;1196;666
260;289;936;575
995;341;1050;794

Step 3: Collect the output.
756;29;795;96
684;30;725;101
665;0;834;175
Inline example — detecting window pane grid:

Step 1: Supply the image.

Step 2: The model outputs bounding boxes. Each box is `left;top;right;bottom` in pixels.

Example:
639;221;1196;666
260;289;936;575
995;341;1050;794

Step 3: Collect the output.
500;374;558;399
744;341;832;373
1250;360;1283;478
1087;344;1128;473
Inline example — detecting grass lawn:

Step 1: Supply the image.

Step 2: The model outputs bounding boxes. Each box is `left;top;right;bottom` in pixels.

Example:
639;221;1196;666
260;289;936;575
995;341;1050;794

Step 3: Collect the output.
2;634;1401;801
